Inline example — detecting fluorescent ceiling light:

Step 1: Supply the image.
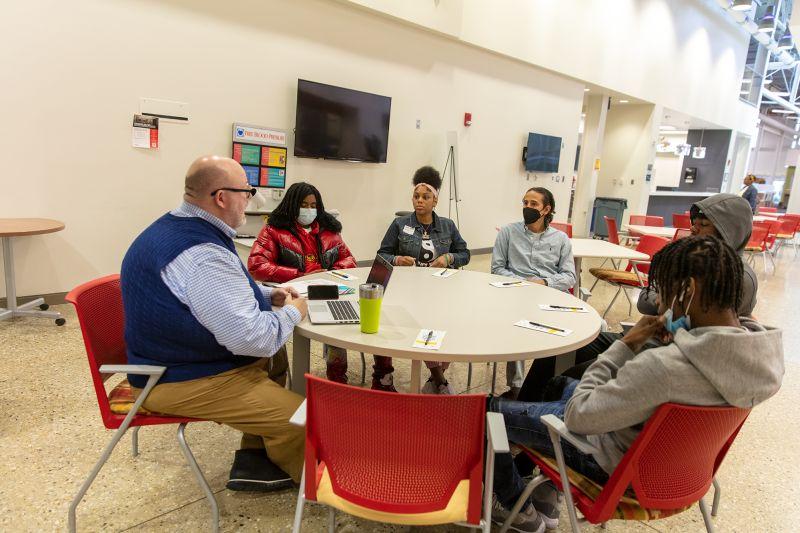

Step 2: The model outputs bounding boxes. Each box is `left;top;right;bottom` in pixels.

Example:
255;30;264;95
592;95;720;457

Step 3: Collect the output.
659;125;676;130
771;109;794;114
662;130;688;135
584;88;590;92
619;100;629;103
730;0;752;11
773;91;791;97
741;79;752;84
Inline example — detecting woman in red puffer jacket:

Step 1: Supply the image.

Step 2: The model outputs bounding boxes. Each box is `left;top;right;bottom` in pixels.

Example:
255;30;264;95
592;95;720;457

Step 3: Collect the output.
248;182;390;385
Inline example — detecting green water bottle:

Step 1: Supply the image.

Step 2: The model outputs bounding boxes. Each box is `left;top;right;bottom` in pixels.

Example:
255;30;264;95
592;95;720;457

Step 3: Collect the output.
359;283;384;334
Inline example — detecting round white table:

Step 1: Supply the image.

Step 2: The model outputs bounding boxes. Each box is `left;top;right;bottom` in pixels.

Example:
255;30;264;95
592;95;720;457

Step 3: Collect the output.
289;267;602;395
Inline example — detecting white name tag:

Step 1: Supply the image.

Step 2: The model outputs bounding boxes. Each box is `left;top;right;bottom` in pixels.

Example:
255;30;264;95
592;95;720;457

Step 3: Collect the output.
402;225;415;235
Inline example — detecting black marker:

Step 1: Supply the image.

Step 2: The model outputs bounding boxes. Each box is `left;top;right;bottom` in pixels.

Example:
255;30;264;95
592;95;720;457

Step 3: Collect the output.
528;321;566;333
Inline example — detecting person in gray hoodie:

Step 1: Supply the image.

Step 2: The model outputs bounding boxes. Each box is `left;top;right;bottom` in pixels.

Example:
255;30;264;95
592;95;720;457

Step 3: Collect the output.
517;193;758;403
490;236;783;533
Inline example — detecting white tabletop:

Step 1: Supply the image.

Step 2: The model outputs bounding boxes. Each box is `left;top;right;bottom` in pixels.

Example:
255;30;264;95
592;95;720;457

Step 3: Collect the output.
571;238;648;261
292;267;602;362
624;225;677;239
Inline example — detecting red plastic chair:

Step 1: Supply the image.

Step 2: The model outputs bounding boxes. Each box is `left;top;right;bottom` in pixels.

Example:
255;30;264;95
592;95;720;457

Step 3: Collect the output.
628;215;648;226
673;228;692;241
774;216;800;257
589;235;670;318
745;226;771;273
604;216;621;246
672;213;691;229
291;375;506;532
754;220;780;272
65;275;217;533
550;221;573;237
501;404;750;533
644;215;664;227
759;206;777;213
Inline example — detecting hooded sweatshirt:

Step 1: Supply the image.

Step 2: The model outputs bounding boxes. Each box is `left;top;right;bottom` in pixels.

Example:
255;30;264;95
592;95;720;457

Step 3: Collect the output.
564;317;784;474
637;194;758;316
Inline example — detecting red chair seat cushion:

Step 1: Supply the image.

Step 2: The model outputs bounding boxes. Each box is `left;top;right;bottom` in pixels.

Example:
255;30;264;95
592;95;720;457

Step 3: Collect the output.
520;446;691;522
108;379;156;415
588;268;645;287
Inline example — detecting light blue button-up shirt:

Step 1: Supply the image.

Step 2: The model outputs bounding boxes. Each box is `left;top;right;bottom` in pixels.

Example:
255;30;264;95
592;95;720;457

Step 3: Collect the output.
160;201;301;358
491;222;577;292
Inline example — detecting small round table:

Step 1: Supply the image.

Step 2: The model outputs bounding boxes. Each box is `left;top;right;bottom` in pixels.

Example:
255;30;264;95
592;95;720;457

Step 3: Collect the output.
0;218;66;325
289;267;602;395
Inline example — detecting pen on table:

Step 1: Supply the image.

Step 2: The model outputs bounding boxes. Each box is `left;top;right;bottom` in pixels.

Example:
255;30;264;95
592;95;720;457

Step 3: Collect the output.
437;269;448;276
501;281;523;286
329;271;348;280
528;321;566;333
423;329;434;346
550;304;584;311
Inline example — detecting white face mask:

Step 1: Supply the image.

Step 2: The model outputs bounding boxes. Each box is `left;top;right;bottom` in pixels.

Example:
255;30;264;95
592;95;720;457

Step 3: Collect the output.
297;207;317;226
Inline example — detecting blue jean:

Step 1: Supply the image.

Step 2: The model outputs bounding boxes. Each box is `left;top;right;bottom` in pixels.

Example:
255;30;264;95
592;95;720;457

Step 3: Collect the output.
490;379;609;509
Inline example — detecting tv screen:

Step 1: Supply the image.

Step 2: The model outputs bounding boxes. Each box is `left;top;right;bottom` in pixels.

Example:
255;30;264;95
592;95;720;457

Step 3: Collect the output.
525;132;562;172
294;79;391;163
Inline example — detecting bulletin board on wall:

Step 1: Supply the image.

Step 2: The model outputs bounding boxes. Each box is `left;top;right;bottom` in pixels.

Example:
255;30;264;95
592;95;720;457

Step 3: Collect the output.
231;123;287;189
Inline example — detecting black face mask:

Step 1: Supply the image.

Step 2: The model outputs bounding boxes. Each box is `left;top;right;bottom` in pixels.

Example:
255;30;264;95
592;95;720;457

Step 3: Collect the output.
523;207;541;225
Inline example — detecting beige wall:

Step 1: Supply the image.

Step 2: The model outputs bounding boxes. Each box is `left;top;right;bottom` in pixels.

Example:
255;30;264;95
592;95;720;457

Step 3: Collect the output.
0;0;583;297
597;104;659;225
653;132;689;188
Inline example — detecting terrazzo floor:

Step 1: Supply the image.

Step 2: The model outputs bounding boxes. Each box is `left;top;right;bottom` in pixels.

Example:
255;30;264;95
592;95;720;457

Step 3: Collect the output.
1;252;798;532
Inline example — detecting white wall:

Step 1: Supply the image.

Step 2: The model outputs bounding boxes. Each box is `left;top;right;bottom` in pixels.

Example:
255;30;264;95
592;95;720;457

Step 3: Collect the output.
596;104;659;224
0;0;584;297
347;0;753;133
653;132;689;188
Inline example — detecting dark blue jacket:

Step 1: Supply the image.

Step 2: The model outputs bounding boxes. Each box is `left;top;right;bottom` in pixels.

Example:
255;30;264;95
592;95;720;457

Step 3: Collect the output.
742;184;758;213
377;211;470;267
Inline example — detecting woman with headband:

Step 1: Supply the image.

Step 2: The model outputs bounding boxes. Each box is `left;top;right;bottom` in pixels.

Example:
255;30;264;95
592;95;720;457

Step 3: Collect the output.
376;165;470;394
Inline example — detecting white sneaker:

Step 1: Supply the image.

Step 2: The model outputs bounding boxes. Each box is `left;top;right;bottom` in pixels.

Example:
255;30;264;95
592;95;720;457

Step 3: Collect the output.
421;378;437;394
437;382;455;394
421;379;454;394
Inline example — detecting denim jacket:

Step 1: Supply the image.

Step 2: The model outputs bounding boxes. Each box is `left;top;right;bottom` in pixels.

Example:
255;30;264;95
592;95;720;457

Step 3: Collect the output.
378;212;470;268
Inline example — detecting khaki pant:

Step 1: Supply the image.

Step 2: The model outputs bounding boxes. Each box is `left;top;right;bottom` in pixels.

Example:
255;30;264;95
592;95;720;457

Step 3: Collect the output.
136;347;304;482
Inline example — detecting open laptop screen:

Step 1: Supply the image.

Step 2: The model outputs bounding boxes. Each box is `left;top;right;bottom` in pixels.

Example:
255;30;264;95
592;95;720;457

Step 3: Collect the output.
366;254;393;290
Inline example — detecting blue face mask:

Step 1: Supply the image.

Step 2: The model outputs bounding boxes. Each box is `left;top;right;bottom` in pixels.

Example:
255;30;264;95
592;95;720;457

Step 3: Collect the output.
663;292;693;334
297;207;317;226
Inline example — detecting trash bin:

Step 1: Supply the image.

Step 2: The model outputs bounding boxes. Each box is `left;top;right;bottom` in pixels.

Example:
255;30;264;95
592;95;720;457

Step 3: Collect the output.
591;197;628;238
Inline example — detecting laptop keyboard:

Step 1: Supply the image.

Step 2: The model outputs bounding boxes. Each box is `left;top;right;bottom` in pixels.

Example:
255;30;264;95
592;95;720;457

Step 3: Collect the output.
328;300;359;322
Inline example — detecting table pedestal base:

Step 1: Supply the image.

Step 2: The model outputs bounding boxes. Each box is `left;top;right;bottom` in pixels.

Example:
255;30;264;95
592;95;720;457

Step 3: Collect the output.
1;236;64;325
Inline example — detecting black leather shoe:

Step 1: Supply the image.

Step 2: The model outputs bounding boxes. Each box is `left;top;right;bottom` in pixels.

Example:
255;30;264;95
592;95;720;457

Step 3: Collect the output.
226;448;294;492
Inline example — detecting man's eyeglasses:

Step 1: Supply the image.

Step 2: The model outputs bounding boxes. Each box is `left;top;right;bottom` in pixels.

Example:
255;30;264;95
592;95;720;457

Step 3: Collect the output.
210;187;257;199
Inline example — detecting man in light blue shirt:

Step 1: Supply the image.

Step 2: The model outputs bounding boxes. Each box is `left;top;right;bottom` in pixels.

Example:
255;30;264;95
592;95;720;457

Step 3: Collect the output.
491;187;576;398
122;155;308;492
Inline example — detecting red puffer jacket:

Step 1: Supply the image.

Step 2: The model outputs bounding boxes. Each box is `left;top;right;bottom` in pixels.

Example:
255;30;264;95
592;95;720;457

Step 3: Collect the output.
248;222;357;283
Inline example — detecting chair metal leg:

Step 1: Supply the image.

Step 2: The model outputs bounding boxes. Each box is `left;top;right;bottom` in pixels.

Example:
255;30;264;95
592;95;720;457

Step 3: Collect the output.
287;367;293;390
602;286;623;319
293;468;306;533
499;474;547;533
360;352;366;386
548;428;582;533
622;287;633;315
467;362;473;390
711;477;721;517
491;362;498;395
699;498;715;533
176;423;219;533
131;426;140;457
68;424;132;532
327;507;336;532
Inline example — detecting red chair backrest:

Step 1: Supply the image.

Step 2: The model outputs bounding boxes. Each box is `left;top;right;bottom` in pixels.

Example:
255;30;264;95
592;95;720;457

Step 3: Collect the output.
672;228;691;241
626;235;670;274
65;274;127;428
550;221;573;237
629;215;647;226
644;216;664;227
592;404;749;516
746;226;769;250
759;207;777;213
754;220;780;246
303;376;486;524
778;216;800;236
603;216;620;245
672;213;691;229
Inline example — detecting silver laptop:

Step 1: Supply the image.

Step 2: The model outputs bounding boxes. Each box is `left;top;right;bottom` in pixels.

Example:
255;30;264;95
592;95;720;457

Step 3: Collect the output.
308;255;393;325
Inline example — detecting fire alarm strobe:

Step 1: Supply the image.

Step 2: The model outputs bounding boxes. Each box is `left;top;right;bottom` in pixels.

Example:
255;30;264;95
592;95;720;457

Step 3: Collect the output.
464;112;472;126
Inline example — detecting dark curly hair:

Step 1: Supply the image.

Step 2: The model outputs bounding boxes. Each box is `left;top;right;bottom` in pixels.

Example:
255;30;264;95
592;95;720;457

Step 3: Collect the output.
267;182;342;234
648;235;742;312
525;187;555;228
412;166;442;190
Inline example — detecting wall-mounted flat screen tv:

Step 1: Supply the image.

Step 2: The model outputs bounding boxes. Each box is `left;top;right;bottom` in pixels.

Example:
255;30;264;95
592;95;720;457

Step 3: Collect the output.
294;79;391;163
525;132;562;172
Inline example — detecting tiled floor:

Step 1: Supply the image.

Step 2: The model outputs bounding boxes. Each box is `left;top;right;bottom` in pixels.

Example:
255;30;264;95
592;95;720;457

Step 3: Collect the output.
1;251;798;532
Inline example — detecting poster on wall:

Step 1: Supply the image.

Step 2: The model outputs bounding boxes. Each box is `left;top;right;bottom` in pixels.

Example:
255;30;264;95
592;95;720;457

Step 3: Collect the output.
692;146;707;159
132;114;159;149
231;123;287;189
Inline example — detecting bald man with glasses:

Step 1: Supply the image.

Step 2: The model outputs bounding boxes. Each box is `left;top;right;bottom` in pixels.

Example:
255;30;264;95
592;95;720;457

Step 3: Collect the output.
121;155;308;492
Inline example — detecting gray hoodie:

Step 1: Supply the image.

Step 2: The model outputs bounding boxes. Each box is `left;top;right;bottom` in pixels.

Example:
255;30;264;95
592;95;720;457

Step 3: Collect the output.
565;318;784;474
637;193;758;316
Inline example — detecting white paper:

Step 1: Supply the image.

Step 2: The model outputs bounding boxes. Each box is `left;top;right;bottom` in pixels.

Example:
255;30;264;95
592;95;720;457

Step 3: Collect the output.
132;126;150;148
412;329;446;350
490;280;530;288
279;279;337;295
432;269;457;278
538;304;589;313
402;225;415;235
514;320;572;337
328;271;358;281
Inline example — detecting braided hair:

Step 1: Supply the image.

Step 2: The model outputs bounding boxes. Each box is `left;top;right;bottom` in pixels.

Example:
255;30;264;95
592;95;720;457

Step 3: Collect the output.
648;236;742;312
268;182;342;234
525;187;555;228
